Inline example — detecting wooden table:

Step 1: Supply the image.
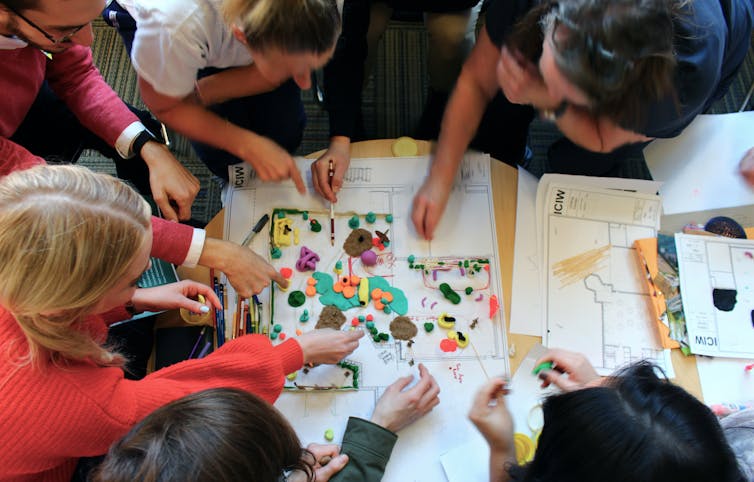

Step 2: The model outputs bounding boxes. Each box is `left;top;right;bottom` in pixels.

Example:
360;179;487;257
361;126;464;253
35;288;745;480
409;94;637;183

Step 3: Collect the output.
181;138;702;398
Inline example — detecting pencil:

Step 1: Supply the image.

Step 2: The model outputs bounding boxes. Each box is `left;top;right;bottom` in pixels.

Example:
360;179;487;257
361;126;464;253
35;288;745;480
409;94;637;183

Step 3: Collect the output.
329;159;335;246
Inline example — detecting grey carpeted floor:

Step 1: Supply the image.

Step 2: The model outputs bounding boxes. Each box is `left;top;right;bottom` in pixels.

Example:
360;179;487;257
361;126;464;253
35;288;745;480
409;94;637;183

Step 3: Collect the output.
83;17;754;224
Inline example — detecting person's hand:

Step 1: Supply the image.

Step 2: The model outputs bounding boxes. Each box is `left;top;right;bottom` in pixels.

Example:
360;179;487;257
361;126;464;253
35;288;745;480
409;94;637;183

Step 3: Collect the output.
497;46;557;108
370;363;440;432
130;280;221;314
311;136;351;203
411;174;454;240
198;238;287;298
468;377;514;455
140;141;200;221
739;147;754;187
238;133;306;194
535;348;601;391
300;444;349;482
296;328;364;365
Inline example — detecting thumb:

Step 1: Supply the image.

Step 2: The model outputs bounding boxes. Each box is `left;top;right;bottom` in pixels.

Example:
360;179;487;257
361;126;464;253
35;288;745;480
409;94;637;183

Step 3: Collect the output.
158;198;179;222
316;454;349;480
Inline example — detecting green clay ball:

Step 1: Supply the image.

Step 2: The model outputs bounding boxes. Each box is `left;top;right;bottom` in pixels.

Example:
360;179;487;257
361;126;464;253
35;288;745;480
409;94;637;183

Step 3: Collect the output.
385;214;393;223
348;216;360;229
424;322;435;333
288;291;306;307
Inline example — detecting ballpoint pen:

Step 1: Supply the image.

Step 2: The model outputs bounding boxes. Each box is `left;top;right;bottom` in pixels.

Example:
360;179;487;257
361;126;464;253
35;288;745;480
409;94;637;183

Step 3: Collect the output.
329;159;335;246
241;213;270;247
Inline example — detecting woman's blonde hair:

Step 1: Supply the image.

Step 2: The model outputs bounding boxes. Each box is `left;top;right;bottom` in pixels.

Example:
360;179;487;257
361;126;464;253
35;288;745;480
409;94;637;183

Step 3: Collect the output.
0;165;151;367
223;0;340;54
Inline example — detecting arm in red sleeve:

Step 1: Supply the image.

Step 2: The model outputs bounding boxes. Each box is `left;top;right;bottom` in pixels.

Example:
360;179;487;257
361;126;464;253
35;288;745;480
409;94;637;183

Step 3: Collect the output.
0;137;46;177
45;45;138;148
150;216;193;264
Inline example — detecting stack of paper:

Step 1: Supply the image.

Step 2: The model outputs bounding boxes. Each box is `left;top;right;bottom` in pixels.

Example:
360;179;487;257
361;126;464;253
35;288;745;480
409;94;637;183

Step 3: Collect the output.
510;170;674;376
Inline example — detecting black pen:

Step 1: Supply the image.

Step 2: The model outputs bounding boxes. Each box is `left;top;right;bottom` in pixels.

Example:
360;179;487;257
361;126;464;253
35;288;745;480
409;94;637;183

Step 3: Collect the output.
241;213;270;247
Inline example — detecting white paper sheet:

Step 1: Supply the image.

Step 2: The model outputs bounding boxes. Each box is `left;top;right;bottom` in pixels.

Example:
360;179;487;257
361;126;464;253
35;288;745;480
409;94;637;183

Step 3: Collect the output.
696;356;754;407
644;112;754;233
510;172;661;336
675;233;754;358
538;178;674;376
224;154;508;482
441;344;557;482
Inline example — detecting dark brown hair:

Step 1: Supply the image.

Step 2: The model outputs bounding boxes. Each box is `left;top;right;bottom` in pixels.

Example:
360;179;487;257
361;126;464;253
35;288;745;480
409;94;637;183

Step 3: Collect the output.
506;0;683;130
91;388;314;482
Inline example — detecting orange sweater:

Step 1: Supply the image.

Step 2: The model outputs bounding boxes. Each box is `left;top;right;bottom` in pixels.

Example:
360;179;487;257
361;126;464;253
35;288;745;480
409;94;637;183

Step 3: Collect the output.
0;307;302;481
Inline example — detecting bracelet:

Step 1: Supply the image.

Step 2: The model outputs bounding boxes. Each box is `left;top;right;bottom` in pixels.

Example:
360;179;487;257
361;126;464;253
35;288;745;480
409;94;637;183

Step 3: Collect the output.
130;129;159;156
540;100;569;122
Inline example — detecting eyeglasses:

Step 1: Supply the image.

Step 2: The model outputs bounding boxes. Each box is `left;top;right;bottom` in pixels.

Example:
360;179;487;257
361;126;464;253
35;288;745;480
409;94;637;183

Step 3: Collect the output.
8;6;87;45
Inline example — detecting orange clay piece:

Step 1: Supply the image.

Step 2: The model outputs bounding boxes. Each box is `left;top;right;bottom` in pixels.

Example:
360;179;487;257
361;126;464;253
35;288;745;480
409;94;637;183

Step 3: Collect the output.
280;267;293;279
295;329;303;336
342;286;356;298
333;282;344;293
374;300;385;310
307;277;317;285
305;285;317;297
382;291;394;302
371;288;383;300
349;275;360;286
341;276;350;285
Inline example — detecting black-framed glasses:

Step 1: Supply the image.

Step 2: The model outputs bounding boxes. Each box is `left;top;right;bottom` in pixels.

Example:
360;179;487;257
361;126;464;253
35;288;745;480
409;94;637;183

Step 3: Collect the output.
8;6;87;45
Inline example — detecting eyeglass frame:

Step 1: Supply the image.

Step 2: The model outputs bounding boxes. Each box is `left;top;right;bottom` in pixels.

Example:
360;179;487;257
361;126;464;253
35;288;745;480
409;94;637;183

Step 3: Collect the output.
7;5;87;45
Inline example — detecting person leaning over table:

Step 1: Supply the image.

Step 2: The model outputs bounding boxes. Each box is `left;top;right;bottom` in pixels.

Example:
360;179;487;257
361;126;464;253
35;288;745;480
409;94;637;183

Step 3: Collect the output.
0;0;200;222
113;0;340;190
92;364;440;482
0;164;364;482
311;0;482;203
469;348;746;482
412;0;753;240
0;0;293;349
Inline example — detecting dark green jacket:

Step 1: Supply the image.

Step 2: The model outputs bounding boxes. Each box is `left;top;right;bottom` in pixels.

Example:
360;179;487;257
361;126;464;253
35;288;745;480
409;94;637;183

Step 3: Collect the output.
330;417;398;482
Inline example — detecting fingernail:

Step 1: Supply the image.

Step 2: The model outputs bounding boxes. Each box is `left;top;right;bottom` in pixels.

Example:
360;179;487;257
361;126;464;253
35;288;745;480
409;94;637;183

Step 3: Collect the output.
200;305;209;313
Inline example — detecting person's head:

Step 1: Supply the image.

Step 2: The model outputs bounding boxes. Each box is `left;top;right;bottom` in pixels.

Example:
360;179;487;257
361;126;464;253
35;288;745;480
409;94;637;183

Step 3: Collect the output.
508;361;745;482
0;0;102;52
92;388;314;482
507;0;680;128
223;0;340;89
0;165;152;367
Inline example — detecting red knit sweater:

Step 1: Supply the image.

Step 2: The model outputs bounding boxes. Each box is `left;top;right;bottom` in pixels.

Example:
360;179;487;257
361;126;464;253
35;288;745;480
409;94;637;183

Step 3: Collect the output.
0;44;138;175
0;307;303;481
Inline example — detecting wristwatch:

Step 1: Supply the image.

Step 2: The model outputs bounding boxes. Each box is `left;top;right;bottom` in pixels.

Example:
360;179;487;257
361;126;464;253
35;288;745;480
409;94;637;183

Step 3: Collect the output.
541;101;569;122
130;129;159;156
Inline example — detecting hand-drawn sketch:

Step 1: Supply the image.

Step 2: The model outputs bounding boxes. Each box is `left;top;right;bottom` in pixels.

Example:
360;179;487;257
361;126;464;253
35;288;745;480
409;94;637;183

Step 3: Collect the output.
224;155;509;481
540;181;674;375
676;233;754;358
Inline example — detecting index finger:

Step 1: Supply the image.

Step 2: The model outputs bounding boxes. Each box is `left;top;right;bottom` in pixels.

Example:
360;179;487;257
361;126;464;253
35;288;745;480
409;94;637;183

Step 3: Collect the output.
290;163;307;195
176;200;192;221
411;196;429;240
156;196;179;222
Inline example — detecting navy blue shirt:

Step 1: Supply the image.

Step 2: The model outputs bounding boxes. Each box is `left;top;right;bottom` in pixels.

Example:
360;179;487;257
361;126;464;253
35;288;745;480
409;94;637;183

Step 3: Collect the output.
484;0;753;138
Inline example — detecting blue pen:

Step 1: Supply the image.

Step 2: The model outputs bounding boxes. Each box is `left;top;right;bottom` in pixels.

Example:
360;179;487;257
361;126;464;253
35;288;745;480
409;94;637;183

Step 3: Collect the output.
187;326;206;359
197;340;212;359
215;278;226;347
